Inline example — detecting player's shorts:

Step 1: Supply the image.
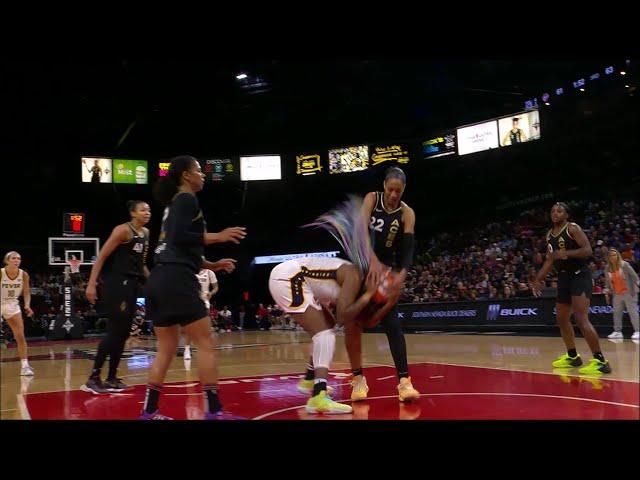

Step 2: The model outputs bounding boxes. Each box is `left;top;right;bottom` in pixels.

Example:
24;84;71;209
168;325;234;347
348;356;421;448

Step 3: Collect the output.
557;269;593;305
145;263;208;327
268;260;322;314
1;300;21;320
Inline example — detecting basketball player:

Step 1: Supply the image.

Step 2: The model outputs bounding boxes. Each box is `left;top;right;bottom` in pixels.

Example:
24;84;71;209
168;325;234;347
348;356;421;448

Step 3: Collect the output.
269;257;397;414
81;200;152;394
140;155;246;420
83;158;103;183
501;117;528;146
531;202;612;374
1;252;34;376
344;167;420;402
183;268;219;360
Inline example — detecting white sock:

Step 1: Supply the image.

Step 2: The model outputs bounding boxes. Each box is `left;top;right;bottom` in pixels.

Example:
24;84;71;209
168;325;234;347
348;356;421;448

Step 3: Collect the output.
185;345;191;351
21;359;29;368
312;329;336;370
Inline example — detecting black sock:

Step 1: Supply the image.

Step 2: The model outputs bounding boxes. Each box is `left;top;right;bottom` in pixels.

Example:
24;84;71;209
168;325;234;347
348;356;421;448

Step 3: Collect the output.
594;352;605;362
304;363;314;380
90;368;101;380
203;384;223;413
352;368;363;377
383;323;409;381
143;384;162;414
567;348;578;358
313;379;327;396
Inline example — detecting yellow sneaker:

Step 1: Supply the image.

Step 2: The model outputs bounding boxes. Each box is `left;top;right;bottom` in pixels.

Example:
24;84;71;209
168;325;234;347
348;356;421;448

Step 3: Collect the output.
350;375;369;401
305;391;353;414
297;379;334;396
398;377;420;402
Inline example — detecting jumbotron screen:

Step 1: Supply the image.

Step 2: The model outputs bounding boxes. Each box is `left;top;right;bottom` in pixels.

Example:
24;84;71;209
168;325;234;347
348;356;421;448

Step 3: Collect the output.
328;145;369;174
295;153;324;176
370;144;411;167
456;120;499;156
240;155;282;181
201;158;239;182
81;157;112;183
113;159;148;184
422;132;456;159
498;109;541;147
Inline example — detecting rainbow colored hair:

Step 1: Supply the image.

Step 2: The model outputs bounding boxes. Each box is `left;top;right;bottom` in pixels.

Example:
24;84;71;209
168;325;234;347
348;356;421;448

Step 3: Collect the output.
303;195;372;274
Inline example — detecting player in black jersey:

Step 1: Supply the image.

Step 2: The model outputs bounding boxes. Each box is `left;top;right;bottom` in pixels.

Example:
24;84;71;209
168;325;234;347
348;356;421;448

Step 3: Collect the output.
532;202;612;374
140;155;246;420
501;117;528;146
81;200;152;394
343;167;420;402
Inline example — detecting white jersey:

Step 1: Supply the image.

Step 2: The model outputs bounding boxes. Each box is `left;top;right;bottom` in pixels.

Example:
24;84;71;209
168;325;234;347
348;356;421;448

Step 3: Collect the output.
268;257;350;313
1;268;24;303
1;268;24;319
196;269;217;308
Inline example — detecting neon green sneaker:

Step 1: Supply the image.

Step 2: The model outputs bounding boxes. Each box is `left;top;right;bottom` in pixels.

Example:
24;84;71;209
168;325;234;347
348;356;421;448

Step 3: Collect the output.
297;379;334;396
551;353;583;368
578;358;612;375
305;390;353;414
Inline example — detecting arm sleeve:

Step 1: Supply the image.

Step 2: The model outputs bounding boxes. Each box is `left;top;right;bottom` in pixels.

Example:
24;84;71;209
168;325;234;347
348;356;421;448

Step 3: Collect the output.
169;193;205;246
399;233;415;270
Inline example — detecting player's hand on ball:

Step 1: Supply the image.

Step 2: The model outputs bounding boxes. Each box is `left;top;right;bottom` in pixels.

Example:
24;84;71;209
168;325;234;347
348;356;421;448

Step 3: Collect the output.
365;270;380;296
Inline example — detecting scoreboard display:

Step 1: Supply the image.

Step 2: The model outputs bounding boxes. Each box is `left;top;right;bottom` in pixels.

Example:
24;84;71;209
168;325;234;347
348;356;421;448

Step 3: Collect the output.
63;213;85;237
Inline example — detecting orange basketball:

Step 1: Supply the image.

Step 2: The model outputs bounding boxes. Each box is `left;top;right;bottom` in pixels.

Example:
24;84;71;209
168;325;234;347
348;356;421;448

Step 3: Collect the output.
371;270;397;305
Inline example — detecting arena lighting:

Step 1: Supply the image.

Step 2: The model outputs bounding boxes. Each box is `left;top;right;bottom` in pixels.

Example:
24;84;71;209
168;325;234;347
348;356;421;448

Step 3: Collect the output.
555;87;564;95
236;73;248;80
542;93;550;102
545;102;550;105
625;84;630;88
605;66;614;75
579;88;585;92
620;71;627;75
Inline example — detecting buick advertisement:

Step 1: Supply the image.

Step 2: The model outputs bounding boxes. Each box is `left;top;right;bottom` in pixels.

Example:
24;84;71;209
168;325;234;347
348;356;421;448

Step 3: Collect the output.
393;296;638;331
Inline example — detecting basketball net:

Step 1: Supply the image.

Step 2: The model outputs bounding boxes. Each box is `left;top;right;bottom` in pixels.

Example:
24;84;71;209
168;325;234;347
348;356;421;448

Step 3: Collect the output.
68;258;81;274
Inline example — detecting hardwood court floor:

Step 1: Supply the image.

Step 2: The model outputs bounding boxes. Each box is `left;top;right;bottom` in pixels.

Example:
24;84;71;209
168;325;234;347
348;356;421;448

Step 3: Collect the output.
1;331;638;420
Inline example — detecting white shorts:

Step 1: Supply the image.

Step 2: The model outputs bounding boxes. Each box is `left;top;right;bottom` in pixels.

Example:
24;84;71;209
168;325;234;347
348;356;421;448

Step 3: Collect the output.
268;261;321;314
1;300;21;320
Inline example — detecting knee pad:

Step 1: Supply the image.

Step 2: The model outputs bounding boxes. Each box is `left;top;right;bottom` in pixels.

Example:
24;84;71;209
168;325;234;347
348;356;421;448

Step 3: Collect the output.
312;329;336;369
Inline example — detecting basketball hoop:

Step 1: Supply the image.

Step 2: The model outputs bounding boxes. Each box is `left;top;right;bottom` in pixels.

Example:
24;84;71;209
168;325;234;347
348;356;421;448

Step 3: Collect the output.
68;258;81;274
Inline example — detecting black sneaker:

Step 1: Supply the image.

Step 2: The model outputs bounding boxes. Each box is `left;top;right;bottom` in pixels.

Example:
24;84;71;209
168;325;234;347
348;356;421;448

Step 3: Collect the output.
80;377;110;394
103;378;132;392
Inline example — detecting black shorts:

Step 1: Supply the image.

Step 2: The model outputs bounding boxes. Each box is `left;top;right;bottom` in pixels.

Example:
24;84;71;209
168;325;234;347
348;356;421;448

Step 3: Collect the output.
145;264;208;327
101;274;141;321
557;269;593;305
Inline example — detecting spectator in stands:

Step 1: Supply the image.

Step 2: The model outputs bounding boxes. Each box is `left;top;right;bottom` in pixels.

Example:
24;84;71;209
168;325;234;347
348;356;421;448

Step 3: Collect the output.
604;248;640;340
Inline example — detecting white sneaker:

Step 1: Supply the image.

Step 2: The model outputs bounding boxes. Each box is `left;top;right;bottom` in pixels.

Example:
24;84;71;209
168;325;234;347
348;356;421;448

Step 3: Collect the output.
20;366;34;376
183;347;191;360
607;331;624;339
632;331;640;340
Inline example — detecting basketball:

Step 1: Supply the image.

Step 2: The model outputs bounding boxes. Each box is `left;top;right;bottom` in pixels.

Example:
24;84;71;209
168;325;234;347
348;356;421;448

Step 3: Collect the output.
371;270;397;305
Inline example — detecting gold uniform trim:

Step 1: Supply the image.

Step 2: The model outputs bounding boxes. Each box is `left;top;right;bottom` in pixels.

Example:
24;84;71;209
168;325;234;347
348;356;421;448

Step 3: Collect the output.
288;267;338;308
